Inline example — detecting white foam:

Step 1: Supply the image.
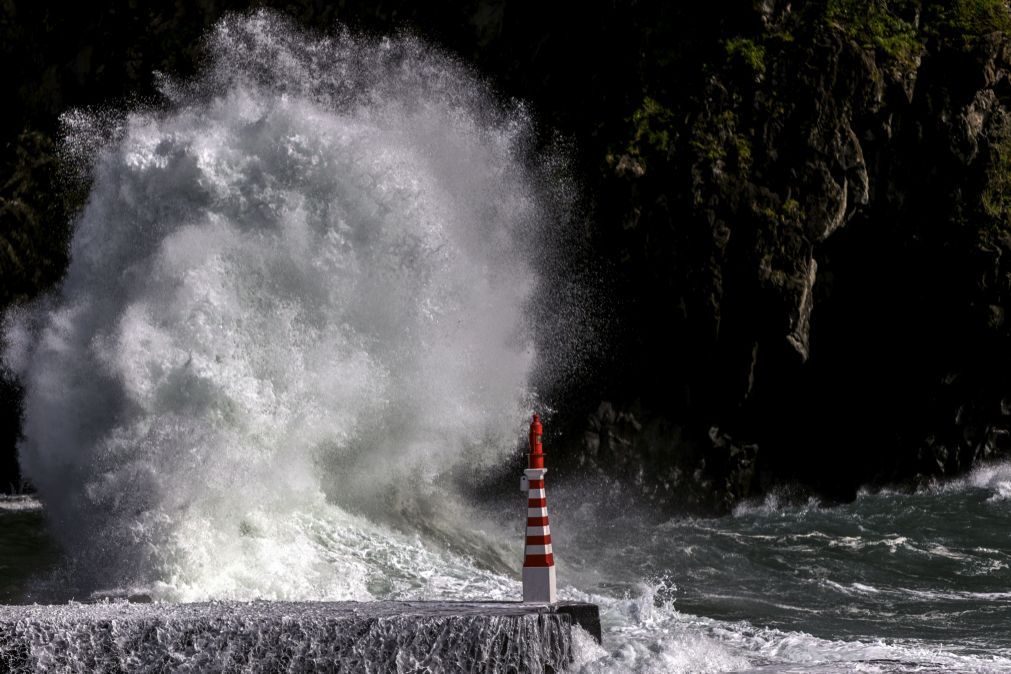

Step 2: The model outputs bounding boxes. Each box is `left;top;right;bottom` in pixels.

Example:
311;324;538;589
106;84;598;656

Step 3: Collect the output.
568;581;751;674
731;490;824;517
563;578;1011;673
4;11;1010;674
3;10;545;600
0;495;42;512
925;461;1011;501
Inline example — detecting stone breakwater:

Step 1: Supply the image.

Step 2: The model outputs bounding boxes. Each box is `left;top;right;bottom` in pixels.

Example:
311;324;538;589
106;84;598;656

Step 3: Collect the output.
0;600;600;673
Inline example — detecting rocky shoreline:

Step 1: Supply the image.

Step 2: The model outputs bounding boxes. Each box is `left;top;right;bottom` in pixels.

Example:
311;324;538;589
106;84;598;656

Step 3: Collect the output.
2;2;1010;511
544;1;1011;511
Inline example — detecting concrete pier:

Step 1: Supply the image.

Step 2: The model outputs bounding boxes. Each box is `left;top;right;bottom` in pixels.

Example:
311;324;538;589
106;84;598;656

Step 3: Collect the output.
0;600;601;672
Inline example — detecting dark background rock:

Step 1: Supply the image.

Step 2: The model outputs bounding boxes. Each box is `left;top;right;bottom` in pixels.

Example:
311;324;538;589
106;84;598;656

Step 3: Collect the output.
2;1;1010;511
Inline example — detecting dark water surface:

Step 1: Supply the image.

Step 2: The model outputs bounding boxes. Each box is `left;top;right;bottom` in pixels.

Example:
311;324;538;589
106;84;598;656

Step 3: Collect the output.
552;463;1011;672
0;497;58;604
6;464;1011;672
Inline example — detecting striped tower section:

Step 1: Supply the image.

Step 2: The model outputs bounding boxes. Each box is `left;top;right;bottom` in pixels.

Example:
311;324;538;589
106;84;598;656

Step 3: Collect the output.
522;414;557;603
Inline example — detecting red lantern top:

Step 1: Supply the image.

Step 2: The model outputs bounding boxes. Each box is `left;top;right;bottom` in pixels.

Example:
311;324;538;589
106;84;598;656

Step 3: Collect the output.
529;414;544;469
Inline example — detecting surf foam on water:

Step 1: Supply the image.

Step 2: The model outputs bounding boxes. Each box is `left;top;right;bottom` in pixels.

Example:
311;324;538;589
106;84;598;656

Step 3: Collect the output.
5;10;1011;673
0;496;41;512
3;10;544;602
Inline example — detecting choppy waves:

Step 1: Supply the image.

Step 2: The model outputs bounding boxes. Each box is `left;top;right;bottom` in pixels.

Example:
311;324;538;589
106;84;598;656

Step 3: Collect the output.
3;10;544;602
3;9;1011;673
0;496;41;512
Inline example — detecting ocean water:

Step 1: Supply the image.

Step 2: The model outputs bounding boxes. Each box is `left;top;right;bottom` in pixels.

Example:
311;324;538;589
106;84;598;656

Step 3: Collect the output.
2;10;1010;673
5;467;1011;672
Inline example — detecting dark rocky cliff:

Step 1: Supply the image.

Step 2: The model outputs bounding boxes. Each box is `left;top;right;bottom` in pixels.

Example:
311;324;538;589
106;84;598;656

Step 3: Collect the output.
557;1;1011;510
2;1;1010;508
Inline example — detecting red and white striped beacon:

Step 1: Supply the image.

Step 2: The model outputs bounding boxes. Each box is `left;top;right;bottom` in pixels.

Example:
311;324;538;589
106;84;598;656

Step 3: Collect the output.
520;413;557;603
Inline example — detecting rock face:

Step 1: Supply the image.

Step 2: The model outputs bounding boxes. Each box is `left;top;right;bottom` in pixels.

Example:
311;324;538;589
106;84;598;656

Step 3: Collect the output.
552;2;1011;509
1;2;1009;508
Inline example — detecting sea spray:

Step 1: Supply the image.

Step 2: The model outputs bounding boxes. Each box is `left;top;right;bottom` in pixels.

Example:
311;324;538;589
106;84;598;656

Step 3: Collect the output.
3;10;548;601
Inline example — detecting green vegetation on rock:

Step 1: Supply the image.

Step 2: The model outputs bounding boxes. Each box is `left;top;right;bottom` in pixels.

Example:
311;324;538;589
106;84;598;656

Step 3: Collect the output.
628;97;676;161
825;0;923;65
925;0;1011;41
826;0;1011;58
690;110;752;174
725;37;766;76
983;129;1011;225
2;0;1010;506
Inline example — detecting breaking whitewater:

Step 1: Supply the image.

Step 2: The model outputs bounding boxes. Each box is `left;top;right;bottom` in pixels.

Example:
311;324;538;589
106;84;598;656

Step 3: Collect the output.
3;11;1011;673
